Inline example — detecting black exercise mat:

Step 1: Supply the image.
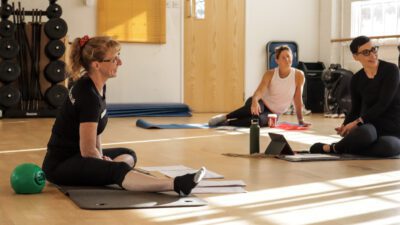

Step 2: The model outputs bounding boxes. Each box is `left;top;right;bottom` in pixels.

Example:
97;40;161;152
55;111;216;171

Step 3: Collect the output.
223;153;400;162
278;153;400;162
58;185;207;210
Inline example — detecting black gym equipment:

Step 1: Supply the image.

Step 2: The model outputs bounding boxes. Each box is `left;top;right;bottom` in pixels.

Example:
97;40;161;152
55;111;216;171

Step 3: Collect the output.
321;64;353;115
44;18;67;39
298;61;326;113
45;39;65;59
0;2;12;19
0;0;68;118
0;60;21;83
0;38;19;59
46;3;62;19
0;84;21;107
0;19;15;37
45;85;68;108
44;60;65;83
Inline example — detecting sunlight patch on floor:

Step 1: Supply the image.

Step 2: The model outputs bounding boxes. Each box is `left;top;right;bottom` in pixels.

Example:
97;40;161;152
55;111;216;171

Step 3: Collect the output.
215;127;341;145
137;207;223;223
137;170;400;225
136;171;400;224
359;215;400;225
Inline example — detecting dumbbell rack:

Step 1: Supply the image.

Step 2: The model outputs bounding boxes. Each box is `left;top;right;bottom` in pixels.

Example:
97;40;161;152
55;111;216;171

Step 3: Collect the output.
0;0;68;118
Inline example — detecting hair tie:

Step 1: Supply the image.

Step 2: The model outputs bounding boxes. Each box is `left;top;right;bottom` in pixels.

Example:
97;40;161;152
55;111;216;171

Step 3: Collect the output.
79;35;90;47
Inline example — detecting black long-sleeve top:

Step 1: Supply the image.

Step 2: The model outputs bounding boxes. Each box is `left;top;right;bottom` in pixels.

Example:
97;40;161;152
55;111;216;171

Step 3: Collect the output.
344;60;400;137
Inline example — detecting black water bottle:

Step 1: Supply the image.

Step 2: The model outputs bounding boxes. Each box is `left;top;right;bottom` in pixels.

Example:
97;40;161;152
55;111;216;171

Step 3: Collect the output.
250;119;260;154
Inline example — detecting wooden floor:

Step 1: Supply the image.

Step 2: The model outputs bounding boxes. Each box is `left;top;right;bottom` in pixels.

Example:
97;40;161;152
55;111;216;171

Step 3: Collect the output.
1;113;400;225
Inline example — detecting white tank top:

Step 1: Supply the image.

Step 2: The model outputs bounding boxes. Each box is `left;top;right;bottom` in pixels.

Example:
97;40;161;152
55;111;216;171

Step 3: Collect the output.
261;68;296;114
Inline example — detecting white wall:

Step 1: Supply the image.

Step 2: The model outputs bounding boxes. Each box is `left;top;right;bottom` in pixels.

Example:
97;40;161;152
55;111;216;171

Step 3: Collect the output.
21;0;182;103
20;0;322;105
245;0;321;98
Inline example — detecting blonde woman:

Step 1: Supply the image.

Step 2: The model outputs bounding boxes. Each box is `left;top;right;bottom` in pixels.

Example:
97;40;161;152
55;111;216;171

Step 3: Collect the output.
42;36;205;195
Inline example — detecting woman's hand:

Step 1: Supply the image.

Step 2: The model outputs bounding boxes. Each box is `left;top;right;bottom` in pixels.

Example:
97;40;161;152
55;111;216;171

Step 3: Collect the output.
299;120;311;127
336;121;357;137
334;124;344;135
102;155;112;161
251;101;261;115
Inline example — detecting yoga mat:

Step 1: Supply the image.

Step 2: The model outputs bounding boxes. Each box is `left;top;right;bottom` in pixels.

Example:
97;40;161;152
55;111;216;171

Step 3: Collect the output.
107;103;192;117
275;122;309;130
278;153;400;162
58;185;207;210
136;119;209;129
223;153;400;162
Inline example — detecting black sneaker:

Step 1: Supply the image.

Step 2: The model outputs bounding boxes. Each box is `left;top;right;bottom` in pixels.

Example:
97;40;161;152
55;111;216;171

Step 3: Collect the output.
173;167;206;196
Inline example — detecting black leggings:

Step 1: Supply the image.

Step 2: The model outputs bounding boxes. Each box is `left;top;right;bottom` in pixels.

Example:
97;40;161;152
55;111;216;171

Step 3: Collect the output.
226;97;273;127
42;147;136;187
334;124;400;157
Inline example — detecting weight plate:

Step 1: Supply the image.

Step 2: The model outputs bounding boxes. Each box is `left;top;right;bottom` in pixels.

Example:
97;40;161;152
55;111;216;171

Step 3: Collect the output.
45;40;65;59
0;60;21;83
0;85;21;107
44;60;66;83
46;4;63;19
0;38;19;59
44;18;68;40
0;20;16;37
0;4;12;19
45;85;68;108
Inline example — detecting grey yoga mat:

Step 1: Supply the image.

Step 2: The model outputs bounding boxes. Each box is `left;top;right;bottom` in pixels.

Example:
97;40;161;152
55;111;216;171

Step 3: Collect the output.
58;185;207;210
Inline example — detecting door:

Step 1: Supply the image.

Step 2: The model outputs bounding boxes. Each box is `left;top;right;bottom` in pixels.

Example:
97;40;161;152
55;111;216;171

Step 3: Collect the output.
184;0;245;112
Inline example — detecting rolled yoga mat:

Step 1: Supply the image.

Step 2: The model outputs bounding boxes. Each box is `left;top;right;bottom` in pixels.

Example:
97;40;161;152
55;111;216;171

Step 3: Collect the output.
136;119;209;129
107;103;192;117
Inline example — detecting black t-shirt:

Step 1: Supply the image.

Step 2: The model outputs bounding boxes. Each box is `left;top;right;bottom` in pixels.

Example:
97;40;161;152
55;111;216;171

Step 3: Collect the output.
344;60;400;137
47;75;108;158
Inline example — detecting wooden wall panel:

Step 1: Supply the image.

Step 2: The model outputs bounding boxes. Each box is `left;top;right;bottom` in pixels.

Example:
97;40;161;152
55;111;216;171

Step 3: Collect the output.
97;0;166;43
184;0;245;112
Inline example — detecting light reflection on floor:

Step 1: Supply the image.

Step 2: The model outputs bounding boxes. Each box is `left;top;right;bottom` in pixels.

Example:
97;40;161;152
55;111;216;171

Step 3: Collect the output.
139;171;400;225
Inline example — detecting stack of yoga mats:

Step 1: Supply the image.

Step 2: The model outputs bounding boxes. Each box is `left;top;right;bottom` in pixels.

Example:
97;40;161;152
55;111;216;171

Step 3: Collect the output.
107;103;192;117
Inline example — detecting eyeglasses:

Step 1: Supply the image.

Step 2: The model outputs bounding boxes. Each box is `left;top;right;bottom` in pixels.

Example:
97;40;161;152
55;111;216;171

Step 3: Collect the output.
100;53;121;64
356;46;379;56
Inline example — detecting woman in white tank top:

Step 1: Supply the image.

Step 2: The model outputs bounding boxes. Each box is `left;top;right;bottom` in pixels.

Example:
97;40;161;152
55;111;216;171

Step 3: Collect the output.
209;45;311;127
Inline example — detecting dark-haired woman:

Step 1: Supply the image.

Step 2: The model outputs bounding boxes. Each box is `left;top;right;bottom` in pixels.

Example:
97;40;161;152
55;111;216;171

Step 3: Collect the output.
42;36;206;195
310;35;400;157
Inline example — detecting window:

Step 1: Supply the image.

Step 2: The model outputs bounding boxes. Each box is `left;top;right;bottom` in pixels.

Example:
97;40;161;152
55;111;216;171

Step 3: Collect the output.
351;0;400;37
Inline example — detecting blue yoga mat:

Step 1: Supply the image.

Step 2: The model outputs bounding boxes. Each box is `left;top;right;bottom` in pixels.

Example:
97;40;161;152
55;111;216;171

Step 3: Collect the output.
136;119;209;129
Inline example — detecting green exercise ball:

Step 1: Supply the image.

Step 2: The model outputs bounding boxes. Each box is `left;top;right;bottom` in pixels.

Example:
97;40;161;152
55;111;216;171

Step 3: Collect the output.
10;163;46;194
